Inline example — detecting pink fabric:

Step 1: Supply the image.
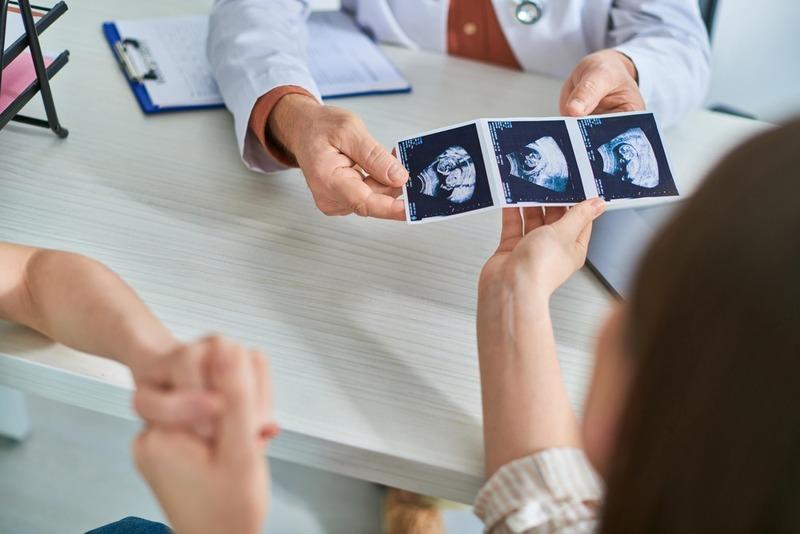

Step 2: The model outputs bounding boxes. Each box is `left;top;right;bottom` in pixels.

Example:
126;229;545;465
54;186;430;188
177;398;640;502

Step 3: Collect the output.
1;52;54;113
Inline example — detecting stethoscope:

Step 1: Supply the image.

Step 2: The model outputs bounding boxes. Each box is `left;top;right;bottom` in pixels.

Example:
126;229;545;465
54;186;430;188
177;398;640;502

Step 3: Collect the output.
513;0;546;25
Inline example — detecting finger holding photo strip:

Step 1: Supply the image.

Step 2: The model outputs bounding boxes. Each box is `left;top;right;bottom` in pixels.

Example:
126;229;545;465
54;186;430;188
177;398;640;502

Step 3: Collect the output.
396;111;679;224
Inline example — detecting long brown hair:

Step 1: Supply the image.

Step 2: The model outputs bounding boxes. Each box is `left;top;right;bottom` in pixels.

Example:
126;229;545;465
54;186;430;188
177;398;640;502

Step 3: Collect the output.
600;119;800;533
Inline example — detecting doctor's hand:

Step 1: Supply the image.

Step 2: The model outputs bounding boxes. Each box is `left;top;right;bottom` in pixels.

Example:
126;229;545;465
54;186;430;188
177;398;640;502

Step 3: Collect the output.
268;94;408;220
133;338;275;534
560;49;645;117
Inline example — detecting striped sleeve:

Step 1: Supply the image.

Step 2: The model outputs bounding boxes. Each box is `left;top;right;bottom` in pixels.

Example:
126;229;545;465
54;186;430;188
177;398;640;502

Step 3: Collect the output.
474;448;603;534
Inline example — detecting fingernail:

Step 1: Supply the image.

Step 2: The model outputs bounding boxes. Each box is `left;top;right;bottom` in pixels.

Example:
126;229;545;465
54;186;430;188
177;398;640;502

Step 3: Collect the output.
259;422;280;442
591;198;606;214
569;99;585;114
389;163;408;183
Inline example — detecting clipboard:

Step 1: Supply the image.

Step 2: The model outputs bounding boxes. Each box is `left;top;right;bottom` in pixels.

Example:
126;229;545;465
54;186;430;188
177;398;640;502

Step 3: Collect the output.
102;21;222;114
102;13;412;115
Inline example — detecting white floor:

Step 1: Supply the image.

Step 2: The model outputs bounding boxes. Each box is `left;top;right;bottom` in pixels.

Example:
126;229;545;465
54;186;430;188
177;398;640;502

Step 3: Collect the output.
0;394;483;534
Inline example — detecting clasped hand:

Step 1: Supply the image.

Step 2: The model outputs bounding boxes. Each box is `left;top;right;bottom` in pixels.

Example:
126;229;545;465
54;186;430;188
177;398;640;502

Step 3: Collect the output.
130;336;274;534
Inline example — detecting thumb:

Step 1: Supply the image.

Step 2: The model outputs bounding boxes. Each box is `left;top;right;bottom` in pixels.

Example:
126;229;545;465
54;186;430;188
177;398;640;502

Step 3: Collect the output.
552;199;606;240
564;68;614;116
340;124;408;187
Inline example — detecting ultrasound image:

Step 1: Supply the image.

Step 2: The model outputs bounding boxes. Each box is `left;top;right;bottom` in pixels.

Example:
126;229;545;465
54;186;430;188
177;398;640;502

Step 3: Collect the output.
489;120;586;204
579;113;677;201
398;122;494;222
597;128;659;188
506;136;569;192
416;145;476;204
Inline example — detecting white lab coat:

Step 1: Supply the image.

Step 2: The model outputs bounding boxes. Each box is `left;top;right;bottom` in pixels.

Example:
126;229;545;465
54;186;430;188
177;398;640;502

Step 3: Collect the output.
207;0;711;173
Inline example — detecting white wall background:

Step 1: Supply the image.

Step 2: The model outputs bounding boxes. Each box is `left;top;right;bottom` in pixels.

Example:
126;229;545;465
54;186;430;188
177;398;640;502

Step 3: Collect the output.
708;0;800;123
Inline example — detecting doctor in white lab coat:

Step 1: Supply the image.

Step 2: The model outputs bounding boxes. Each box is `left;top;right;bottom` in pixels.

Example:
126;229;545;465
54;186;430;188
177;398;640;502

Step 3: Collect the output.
207;0;710;221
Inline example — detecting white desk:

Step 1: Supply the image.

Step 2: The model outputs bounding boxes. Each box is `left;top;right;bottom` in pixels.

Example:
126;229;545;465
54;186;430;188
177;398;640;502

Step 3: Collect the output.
0;0;768;504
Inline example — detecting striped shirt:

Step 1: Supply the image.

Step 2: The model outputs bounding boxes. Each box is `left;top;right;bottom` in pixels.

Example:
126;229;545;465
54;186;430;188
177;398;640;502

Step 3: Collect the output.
474;448;603;533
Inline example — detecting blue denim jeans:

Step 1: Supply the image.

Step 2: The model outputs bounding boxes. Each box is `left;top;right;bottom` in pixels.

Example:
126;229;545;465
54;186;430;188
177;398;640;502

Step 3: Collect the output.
86;517;171;534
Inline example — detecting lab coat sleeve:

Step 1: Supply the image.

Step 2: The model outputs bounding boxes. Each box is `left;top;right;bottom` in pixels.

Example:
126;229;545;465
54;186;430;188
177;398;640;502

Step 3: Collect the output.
207;0;322;173
608;0;711;127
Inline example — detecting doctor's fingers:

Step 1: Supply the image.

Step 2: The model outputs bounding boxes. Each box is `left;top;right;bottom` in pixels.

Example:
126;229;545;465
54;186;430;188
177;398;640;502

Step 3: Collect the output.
591;90;646;115
330;168;406;220
563;67;616;117
363;176;403;198
559;75;578;116
334;118;408;188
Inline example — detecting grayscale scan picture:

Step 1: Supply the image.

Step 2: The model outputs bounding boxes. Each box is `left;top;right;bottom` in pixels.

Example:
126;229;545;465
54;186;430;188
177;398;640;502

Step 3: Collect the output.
399;122;494;222
489;119;587;204
579;114;677;201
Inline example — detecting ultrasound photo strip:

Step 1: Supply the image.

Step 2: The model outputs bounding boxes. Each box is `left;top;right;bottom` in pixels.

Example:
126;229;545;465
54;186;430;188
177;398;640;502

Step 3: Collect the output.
396;112;679;224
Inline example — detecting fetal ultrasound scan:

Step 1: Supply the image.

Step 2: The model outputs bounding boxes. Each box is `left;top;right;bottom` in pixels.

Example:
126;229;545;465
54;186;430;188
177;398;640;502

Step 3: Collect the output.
489;120;586;204
398;122;494;222
579;113;677;201
416;145;477;204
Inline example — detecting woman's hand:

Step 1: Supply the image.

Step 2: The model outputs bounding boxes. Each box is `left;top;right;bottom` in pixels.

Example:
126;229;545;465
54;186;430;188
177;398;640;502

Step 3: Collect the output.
133;337;275;534
476;201;605;475
130;336;270;440
130;339;222;438
479;200;606;302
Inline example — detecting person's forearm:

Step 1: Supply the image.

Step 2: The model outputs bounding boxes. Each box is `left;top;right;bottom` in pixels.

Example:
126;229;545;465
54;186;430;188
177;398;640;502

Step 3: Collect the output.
478;285;580;476
0;246;176;369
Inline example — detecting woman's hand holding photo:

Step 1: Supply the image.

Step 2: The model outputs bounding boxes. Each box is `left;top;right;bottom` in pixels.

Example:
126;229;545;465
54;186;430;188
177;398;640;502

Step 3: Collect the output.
477;200;605;475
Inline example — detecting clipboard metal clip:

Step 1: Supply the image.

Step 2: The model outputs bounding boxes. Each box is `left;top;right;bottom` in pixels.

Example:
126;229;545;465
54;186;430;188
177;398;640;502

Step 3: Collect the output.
113;37;161;83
